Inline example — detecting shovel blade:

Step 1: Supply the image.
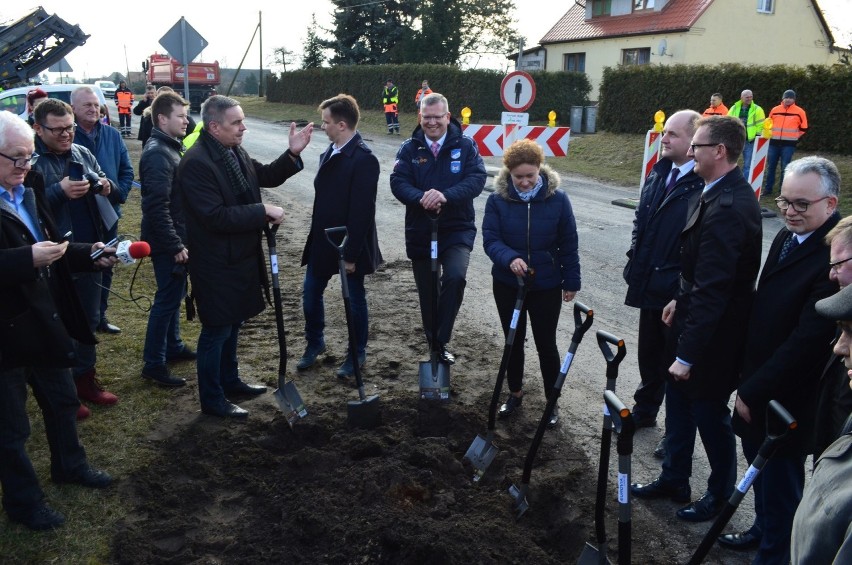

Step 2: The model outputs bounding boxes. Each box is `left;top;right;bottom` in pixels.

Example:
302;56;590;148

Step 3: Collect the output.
347;394;381;429
463;434;499;482
578;542;611;565
508;483;530;518
418;360;450;401
273;381;308;429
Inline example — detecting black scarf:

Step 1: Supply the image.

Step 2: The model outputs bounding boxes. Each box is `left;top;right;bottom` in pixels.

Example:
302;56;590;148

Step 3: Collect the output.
205;130;251;198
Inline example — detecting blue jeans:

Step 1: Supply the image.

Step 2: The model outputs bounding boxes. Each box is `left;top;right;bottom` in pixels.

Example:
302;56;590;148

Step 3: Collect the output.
742;138;755;178
196;322;242;407
763;144;797;195
99;222;118;321
142;254;187;370
303;263;368;358
0;367;86;518
72;271;102;376
412;244;470;346
742;437;805;565
661;381;736;499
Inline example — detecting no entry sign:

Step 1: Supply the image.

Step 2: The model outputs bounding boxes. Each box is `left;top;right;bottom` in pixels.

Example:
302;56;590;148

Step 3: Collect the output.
500;71;536;112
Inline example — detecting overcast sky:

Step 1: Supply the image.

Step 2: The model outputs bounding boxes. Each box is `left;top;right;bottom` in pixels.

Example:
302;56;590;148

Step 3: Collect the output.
2;0;850;80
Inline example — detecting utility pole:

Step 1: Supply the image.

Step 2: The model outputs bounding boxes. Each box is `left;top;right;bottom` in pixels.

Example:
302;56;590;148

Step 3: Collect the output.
258;11;263;97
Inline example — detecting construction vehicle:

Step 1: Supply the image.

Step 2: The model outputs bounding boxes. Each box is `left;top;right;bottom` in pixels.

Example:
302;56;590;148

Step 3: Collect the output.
143;53;220;112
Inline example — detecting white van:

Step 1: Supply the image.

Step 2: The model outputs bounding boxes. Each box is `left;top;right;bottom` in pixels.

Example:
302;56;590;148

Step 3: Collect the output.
0;83;109;121
94;80;117;98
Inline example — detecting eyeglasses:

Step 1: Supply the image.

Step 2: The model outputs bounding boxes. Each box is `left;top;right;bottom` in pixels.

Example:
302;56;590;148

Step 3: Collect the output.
690;142;720;152
774;196;830;213
420;113;448;123
830;256;852;272
39;122;77;135
0;151;38;168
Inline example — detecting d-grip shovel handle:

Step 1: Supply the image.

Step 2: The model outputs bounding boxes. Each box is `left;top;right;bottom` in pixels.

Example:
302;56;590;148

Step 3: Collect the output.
324;226;348;252
597;330;627;384
763;400;797;449
571;302;594;345
264;222;280;248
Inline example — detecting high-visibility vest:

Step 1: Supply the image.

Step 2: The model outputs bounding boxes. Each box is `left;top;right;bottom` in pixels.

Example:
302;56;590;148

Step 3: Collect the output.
702;103;728;117
415;87;433;106
768;103;808;143
382;86;398;106
116;90;134;114
182;121;204;152
727;101;766;141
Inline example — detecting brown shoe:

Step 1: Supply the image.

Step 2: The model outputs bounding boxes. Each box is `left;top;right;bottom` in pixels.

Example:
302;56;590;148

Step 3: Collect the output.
75;370;118;405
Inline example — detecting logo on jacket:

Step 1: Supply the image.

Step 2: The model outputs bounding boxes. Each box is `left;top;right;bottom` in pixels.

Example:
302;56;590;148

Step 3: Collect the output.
450;149;461;159
450;161;461;173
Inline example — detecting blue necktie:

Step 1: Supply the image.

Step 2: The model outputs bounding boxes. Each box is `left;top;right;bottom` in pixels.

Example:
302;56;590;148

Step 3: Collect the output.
778;233;799;262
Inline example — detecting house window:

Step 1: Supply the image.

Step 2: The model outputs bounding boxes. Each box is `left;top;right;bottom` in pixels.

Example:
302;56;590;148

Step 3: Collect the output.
564;52;586;72
591;0;612;17
757;0;774;13
622;48;651;65
634;0;655;10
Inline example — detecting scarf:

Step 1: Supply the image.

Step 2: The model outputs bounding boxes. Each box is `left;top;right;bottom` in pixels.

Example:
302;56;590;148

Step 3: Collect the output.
206;131;251;197
514;175;544;202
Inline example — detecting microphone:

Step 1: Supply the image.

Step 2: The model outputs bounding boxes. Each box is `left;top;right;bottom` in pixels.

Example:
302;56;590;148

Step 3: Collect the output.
116;241;151;264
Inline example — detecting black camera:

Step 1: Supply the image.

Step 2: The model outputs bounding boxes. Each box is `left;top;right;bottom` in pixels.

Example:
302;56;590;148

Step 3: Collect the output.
84;172;104;194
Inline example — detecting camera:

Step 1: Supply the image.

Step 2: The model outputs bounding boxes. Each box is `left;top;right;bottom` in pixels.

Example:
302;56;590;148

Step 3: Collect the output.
84;171;104;194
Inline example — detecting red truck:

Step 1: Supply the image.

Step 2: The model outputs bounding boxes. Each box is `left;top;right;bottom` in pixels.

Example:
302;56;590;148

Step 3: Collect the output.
143;53;220;112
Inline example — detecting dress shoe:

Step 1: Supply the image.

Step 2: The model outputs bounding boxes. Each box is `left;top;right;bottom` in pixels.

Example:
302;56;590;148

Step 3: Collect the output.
440;345;455;365
8;502;65;531
717;529;762;550
53;464;113;489
166;347;197;362
75;370;118;405
224;381;267;397
498;393;523;419
141;365;186;388
296;343;326;370
201;401;249;419
631;477;691;503
336;352;366;379
97;318;121;334
76;403;91;421
547;405;560;428
632;412;657;428
677;492;726;522
653;436;667;459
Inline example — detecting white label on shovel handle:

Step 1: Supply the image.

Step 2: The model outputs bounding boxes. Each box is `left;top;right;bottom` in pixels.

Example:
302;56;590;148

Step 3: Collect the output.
737;465;759;493
270;253;279;275
431;241;438;259
618;472;628;503
510;308;520;329
559;351;574;373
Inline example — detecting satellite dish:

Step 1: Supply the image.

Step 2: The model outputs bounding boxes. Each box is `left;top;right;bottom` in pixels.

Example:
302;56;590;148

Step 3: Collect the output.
658;39;668;56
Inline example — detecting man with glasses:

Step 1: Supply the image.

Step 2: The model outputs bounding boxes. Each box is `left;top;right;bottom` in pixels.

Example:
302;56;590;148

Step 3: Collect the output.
716;156;839;560
32;99;120;420
633;116;762;526
391;92;486;366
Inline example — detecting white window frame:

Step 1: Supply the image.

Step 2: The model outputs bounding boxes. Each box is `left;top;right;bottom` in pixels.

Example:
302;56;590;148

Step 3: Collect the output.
757;0;774;14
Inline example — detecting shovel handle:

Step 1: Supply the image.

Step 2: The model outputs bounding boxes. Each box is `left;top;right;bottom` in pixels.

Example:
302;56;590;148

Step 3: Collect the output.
571;302;594;345
597;330;627;384
324;226;348;252
766;399;797;442
264;223;280;248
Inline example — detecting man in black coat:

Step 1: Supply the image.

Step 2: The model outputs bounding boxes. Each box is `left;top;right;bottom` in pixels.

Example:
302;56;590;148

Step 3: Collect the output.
632;116;763;524
295;94;382;378
717;157;840;561
0;112;115;530
176;95;312;419
624;110;703;436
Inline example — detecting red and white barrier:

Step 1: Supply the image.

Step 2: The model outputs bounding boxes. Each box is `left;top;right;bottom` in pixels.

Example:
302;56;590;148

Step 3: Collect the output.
462;124;504;157
748;136;770;199
463;124;570;157
641;130;662;188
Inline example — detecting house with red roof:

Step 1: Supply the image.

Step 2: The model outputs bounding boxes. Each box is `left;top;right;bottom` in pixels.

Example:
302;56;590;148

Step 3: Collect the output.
528;0;842;99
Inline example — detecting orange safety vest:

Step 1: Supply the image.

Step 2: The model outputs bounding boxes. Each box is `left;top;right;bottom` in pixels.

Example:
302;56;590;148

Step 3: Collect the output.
116;90;134;115
769;103;808;142
415;87;433;105
384;103;397;114
702;103;728;117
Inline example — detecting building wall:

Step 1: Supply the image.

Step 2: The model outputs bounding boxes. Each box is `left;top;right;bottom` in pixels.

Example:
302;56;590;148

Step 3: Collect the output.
545;0;840;99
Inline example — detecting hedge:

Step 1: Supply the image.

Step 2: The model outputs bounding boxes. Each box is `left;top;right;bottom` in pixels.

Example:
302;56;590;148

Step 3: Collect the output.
598;63;852;154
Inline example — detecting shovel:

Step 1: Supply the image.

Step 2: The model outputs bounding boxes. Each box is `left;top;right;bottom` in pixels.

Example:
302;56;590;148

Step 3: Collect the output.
509;302;594;517
579;390;636;565
687;400;797;565
419;213;450;401
463;270;533;482
578;331;628;561
263;225;307;428
325;227;381;429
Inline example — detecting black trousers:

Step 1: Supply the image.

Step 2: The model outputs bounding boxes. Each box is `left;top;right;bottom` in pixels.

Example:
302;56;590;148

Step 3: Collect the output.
412;244;470;347
492;279;562;398
633;307;669;418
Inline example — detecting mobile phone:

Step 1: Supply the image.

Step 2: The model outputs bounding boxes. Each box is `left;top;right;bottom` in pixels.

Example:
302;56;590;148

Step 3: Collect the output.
68;161;85;181
59;231;72;243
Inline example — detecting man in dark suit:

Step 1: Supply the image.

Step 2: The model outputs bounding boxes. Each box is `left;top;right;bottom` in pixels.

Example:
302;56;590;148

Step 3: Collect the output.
717;156;840;561
295;94;382;378
631;116;763;524
176;95;313;418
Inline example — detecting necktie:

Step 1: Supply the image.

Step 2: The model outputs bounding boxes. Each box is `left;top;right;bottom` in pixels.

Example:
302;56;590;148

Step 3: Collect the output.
664;167;680;196
778;232;799;262
431;141;440;158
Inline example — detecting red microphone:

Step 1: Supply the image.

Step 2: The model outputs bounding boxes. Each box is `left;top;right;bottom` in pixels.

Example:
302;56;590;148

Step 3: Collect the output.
116;241;151;264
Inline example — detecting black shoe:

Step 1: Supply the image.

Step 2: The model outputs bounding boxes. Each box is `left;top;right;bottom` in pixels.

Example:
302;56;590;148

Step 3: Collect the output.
547;405;560;428
224;381;267;397
296;344;326;370
8;503;65;531
631;477;691;503
201;401;249;419
498;393;523;419
53;465;113;489
677;492;725;522
717;529;761;550
166;347;197;362
632;412;657;428
653;436;667;459
97;318;121;334
141;365;187;388
439;345;455;365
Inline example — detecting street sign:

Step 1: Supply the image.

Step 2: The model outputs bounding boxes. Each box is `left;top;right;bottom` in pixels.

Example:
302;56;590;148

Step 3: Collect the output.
48;58;73;73
501;112;529;126
500;71;536;112
159;17;207;64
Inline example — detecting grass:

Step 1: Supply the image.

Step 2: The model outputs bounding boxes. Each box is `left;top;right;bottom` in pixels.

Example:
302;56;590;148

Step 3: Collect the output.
4;95;850;561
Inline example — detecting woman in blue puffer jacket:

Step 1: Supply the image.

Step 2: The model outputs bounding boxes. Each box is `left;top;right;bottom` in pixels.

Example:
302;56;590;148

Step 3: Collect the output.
482;139;580;427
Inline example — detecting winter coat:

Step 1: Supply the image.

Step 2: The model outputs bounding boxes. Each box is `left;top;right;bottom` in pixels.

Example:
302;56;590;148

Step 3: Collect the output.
389;118;486;259
139;128;186;257
483;164;580;292
73;120;134;216
301;132;383;279
624;158;703;309
176;129;303;327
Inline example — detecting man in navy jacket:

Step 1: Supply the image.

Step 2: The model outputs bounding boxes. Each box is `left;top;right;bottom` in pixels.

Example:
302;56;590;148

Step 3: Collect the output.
390;93;486;363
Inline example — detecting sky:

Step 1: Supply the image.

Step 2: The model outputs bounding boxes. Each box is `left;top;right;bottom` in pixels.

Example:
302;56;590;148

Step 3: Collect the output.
3;0;850;81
